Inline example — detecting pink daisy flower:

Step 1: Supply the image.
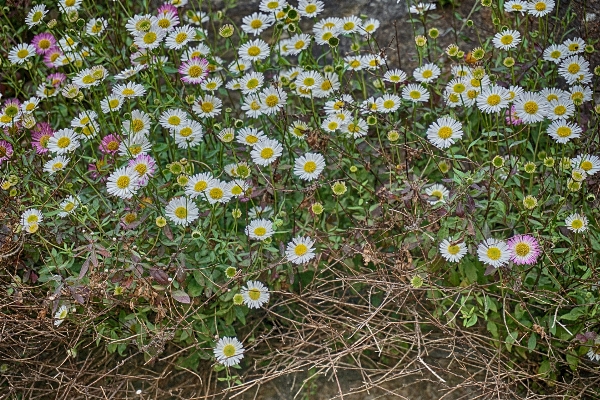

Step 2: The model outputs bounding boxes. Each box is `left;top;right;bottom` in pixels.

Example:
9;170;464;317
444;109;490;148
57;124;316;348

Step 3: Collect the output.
99;133;121;154
507;234;540;265
0;140;13;165
128;154;156;186
31;122;54;154
32;32;56;55
43;47;63;68
157;3;178;15
179;58;209;85
505;105;523;126
47;72;67;87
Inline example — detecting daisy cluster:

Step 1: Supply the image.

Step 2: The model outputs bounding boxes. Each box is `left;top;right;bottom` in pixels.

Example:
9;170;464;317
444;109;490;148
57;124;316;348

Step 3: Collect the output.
1;0;598;370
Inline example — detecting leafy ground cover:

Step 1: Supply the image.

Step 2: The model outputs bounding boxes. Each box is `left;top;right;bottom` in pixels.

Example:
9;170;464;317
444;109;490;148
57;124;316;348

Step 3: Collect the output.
1;0;599;398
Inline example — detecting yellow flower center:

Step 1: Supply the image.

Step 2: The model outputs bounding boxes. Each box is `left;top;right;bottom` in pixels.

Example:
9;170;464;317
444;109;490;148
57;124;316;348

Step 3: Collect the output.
322;31;333;41
253;227;266;236
267;1;278;9
143;31;157;44
175;32;188;44
569;43;579;52
556;126;572;137
260;148;274;159
201;102;214;113
63;202;75;212
349;60;361;68
57;137;71;149
134;164;147;175
523;101;539;114
383;100;395;109
250;101;261;110
422;70;433;79
116;176;130;189
38;39;51;49
581;161;593;171
447;244;460;255
535;2;546;11
343;22;355;31
247;46;261;57
17;49;29;59
554;105;566;115
264;94;279;107
124;213;137;224
174;206;187;219
486;247;501;260
52;162;63;171
571;220;583;229
305;4;317;13
438;126;453;139
246;135;258;144
188;65;203;78
294;40;305;50
246;78;259;89
206;82;217;90
109;99;120;109
467;90;478;99
250;19;263;29
168;116;181;126
32;11;43;22
303;161;317;173
327;121;339;130
409;90;421;99
568;63;580;74
65;0;75;6
27;215;39;224
231;185;243;195
431;190;443;200
222;343;236;357
122;88;135;96
453;83;466;93
106;141;119;151
180;127;192;137
294;244;308;256
194;181;207;192
131;119;144;133
550;50;561;59
209;187;223;199
129;145;142;155
514;242;530;257
500;35;513;45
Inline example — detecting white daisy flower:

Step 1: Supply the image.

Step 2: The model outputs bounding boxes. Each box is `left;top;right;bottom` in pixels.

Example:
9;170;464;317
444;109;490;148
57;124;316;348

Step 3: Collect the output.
286;236;317;264
182;44;211;61
133;26;166;50
184;10;208;25
218;127;236;142
241;12;275;35
527;0;554;17
259;86;287;115
239;71;264;94
185;172;216;198
44;155;70;175
58;0;82;13
540;87;569;103
226;179;250;197
563;37;585;54
165;25;196;50
362;18;380;35
204;180;232;204
251;138;283;166
565;213;588;233
114;64;145;80
47;128;80;154
86;17;107;36
344;55;365;71
213;337;245;367
425;184;450;205
342;118;368;138
173;120;204;148
21;97;40;114
159;108;188;131
259;0;287;13
8;43;36;65
193;94;222;118
58;195;80;217
402;84;430;103
21;208;43;227
569;85;592;105
383;69;407;84
165;196;199;226
321;117;341;133
543;44;568;63
426;116;464;149
547;120;582;144
377;94;402;113
113;82;146;98
298;0;324;17
477;238;510;268
476;85;511;114
25;5;48;28
513;92;548;124
571;154;600;175
413;63;441;84
492;29;521;50
238;39;270;62
245;218;274;240
118;134;152;158
106;166;140;199
122;110;151;136
71;111;98;129
547;98;575;120
409;2;436;14
54;305;69;327
294;152;325;181
241;280;270;308
439;238;468;262
504;0;527;13
340;15;362;34
241;94;264;118
314;27;340;46
286;33;312;55
558;55;591;85
237;127;266;146
100;95;125;113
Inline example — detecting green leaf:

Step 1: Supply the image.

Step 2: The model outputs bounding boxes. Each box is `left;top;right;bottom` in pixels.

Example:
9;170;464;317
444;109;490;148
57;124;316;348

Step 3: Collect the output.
527;333;537;352
538;360;551;376
172;289;191;304
566;352;579;371
464;262;478;283
560;307;586;321
464;313;478;328
487;321;498;338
